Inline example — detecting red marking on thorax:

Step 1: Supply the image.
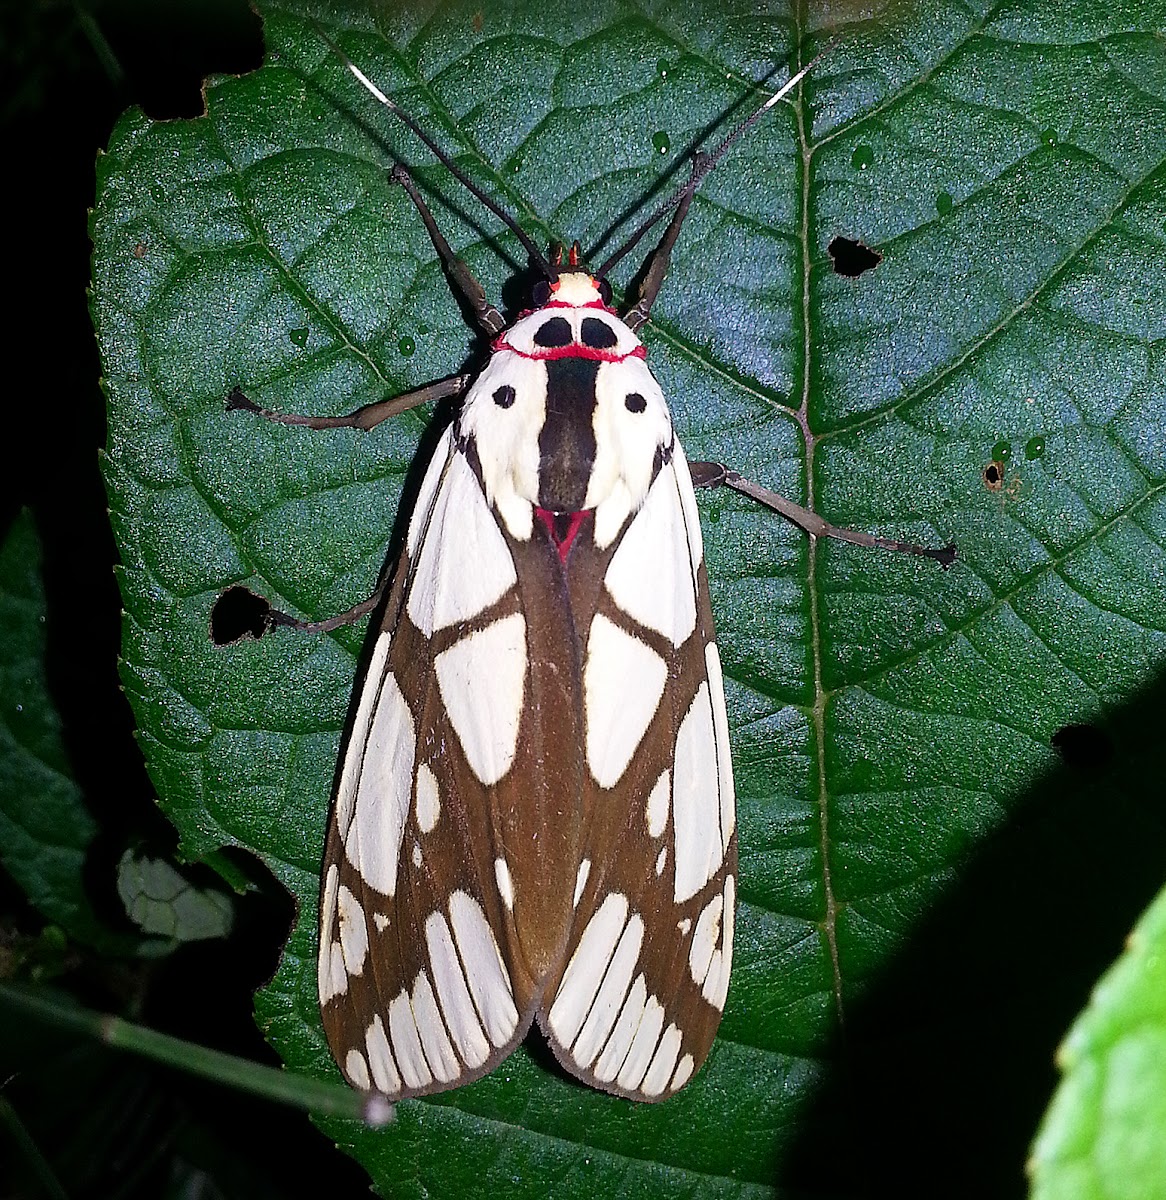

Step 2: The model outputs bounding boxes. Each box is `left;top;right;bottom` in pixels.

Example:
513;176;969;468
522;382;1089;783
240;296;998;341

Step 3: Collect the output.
535;507;591;565
492;335;646;363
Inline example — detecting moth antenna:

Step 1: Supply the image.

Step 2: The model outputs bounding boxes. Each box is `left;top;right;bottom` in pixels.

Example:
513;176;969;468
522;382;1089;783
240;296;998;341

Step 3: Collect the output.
311;19;556;279
595;47;829;280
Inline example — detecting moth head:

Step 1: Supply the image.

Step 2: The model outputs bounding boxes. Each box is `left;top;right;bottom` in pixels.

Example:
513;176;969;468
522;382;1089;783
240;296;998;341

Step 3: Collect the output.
531;270;613;310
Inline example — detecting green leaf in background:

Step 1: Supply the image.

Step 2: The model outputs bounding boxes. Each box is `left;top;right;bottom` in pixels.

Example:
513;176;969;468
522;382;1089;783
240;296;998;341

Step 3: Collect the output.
89;0;1166;1195
1029;883;1166;1200
0;510;139;956
115;848;235;940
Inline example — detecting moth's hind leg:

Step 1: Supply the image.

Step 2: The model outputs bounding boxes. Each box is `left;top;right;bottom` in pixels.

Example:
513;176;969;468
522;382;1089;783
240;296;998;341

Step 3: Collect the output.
211;578;388;643
690;461;957;567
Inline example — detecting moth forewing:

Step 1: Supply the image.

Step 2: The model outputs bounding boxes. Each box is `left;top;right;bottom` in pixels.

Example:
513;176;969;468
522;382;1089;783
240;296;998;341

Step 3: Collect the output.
320;426;536;1098
539;446;738;1101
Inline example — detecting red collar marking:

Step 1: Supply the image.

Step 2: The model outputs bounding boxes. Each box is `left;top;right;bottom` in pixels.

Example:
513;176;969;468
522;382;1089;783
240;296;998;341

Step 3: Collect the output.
492;336;647;363
511;300;620;320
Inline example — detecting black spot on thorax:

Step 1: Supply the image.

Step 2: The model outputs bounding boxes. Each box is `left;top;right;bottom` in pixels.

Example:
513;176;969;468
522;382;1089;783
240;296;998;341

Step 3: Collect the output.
580;317;617;349
533;316;573;347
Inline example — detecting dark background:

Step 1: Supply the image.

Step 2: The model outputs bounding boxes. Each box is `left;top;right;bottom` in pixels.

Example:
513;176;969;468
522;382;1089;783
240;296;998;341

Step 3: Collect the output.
4;4;1166;1198
1;2;369;1195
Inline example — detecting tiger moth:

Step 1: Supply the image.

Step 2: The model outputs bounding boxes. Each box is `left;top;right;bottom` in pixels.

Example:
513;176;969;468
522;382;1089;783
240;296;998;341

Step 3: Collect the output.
218;28;954;1106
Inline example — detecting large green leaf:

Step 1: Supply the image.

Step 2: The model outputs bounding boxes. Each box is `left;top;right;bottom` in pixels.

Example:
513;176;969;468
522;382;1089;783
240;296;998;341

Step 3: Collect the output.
0;511;140;956
91;1;1166;1194
1029;882;1166;1200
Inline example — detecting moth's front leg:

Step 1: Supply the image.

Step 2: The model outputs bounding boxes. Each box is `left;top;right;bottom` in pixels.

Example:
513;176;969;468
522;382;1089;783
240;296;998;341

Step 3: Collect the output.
211;375;470;642
226;373;470;433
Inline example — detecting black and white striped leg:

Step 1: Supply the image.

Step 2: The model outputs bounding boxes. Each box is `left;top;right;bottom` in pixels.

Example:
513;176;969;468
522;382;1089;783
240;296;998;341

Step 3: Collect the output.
390;165;507;337
690;461;957;567
225;374;471;433
212;564;394;644
623;158;702;333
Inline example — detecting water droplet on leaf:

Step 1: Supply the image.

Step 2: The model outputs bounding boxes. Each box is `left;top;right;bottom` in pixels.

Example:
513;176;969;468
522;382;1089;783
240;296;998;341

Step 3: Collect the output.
398;335;416;357
991;439;1011;461
1024;435;1045;460
656;58;669;79
651;130;670;156
936;191;953;216
288;327;309;347
1040;127;1058;146
851;144;874;170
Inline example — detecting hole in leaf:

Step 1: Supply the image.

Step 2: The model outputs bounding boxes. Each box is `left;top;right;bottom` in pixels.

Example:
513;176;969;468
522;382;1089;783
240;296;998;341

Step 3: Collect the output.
211;586;272;644
828;236;882;277
983;461;1004;490
1052;723;1113;772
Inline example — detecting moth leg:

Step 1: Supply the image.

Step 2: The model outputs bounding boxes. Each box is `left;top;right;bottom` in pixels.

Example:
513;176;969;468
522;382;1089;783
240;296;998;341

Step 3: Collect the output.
623;156;704;333
689;461;957;567
390;164;507;337
226;373;470;433
215;374;470;644
213;563;391;643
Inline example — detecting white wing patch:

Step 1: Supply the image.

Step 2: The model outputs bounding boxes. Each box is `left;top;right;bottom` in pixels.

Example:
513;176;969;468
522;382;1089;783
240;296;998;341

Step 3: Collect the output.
411;970;461;1082
548;892;630;1045
702;875;735;1012
583;614;667;788
343;670;415;897
425;909;491;1069
407;448;517;635
603;467;697;647
642;1023;683;1097
570;912;645;1068
494;857;515;911
689;892;724;988
318;863;346;1004
435;613;526;785
705;642;735;851
671;444;705;576
335;630;392;838
593;974;647;1083
573;859;591;908
337;883;369;977
345;1048;371;1090
618;993;665;1091
645;769;670;838
365;1014;401;1093
414;762;440;833
672;680;725;903
448;890;520;1046
405;428;454;559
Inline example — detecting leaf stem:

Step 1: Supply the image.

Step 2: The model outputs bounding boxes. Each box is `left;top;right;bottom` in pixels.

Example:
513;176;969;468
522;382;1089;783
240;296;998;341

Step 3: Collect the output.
0;1095;71;1200
0;983;392;1128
